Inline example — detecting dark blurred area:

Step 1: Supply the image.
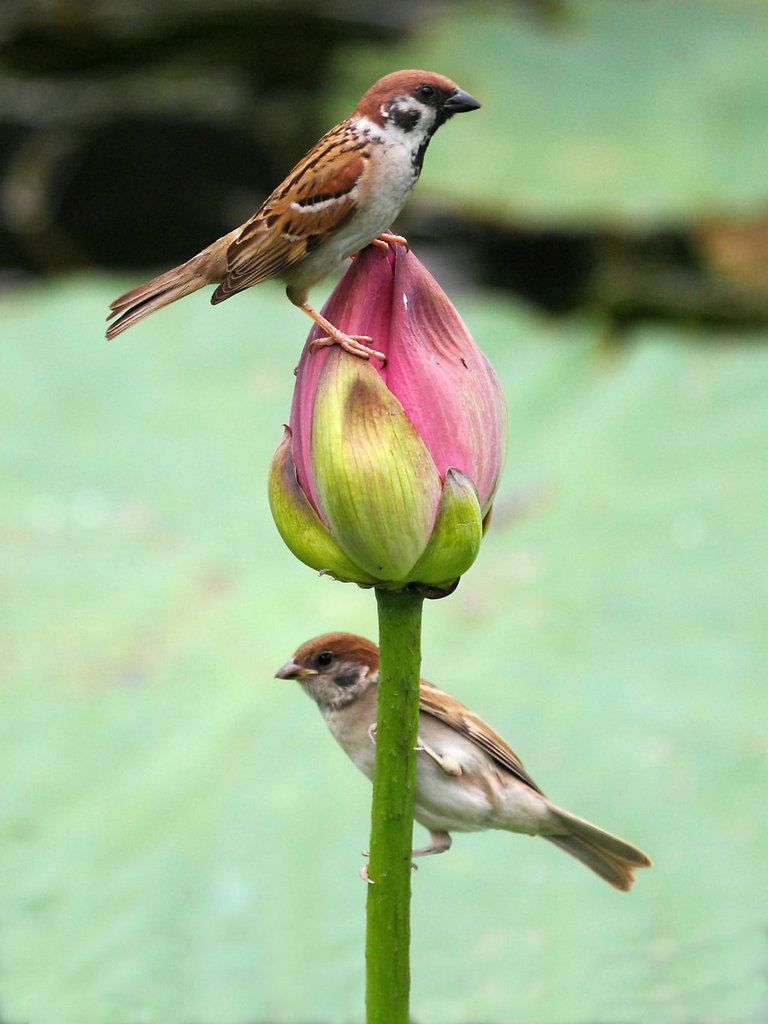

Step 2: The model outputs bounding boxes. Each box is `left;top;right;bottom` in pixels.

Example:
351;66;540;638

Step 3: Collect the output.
2;0;768;329
0;0;409;273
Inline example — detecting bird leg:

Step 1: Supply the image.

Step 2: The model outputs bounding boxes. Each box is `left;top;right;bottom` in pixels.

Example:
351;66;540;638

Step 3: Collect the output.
297;301;387;363
416;736;463;777
412;830;452;858
360;833;449;882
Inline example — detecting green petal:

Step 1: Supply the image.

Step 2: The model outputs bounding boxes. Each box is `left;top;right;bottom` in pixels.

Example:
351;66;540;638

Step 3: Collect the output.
407;469;483;586
268;429;377;584
311;352;442;581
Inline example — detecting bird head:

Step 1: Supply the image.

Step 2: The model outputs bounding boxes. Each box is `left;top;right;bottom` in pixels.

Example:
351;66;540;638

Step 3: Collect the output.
276;632;380;711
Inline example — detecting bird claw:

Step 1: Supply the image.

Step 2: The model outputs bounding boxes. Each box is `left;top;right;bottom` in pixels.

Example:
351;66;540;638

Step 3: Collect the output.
373;231;410;253
309;331;386;364
367;722;377;745
360;851;418;883
415;736;463;777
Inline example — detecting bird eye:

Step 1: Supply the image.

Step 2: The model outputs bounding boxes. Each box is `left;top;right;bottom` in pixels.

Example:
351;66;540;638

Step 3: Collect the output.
315;650;334;668
416;84;437;101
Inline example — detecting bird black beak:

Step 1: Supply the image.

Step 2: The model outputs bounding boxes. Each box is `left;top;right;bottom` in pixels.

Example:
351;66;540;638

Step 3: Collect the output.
275;659;317;680
444;88;481;114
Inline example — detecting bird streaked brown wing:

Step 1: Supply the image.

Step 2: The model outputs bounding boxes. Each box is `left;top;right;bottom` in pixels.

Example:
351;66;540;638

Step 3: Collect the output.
211;125;371;302
418;679;545;794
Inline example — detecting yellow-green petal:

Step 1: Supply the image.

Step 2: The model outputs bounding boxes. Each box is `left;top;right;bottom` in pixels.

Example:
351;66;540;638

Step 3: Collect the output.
407;469;483;586
310;351;442;581
268;429;377;584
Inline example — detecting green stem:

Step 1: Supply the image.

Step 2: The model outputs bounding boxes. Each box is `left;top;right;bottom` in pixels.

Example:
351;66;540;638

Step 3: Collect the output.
365;587;424;1024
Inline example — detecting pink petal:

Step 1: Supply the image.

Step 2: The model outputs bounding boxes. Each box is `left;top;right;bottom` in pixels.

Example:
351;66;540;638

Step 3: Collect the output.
385;246;507;514
289;240;507;518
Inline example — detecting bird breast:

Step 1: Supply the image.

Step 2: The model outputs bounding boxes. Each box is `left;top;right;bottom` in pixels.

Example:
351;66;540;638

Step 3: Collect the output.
282;116;422;293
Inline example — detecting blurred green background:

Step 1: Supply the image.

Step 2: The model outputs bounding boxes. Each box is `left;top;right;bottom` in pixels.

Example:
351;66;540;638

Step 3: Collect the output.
2;2;767;1022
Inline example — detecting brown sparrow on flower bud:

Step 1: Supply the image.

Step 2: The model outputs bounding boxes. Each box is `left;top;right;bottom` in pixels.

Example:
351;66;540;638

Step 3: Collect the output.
276;633;652;891
106;70;480;360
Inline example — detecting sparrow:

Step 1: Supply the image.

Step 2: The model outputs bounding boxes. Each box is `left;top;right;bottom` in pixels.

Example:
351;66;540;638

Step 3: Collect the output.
276;632;652;892
106;70;480;360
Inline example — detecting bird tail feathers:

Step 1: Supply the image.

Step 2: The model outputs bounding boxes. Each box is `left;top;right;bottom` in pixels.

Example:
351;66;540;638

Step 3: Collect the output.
105;232;237;339
544;805;652;892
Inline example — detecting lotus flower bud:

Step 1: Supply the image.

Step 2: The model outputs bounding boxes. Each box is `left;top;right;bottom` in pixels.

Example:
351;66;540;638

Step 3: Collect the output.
268;240;507;595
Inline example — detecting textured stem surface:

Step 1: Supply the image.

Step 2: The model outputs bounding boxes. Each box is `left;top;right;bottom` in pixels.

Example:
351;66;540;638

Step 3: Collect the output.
365;587;424;1024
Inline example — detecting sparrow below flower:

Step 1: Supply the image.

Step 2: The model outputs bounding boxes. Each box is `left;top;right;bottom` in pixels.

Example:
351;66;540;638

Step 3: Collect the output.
106;70;480;360
276;632;652;892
